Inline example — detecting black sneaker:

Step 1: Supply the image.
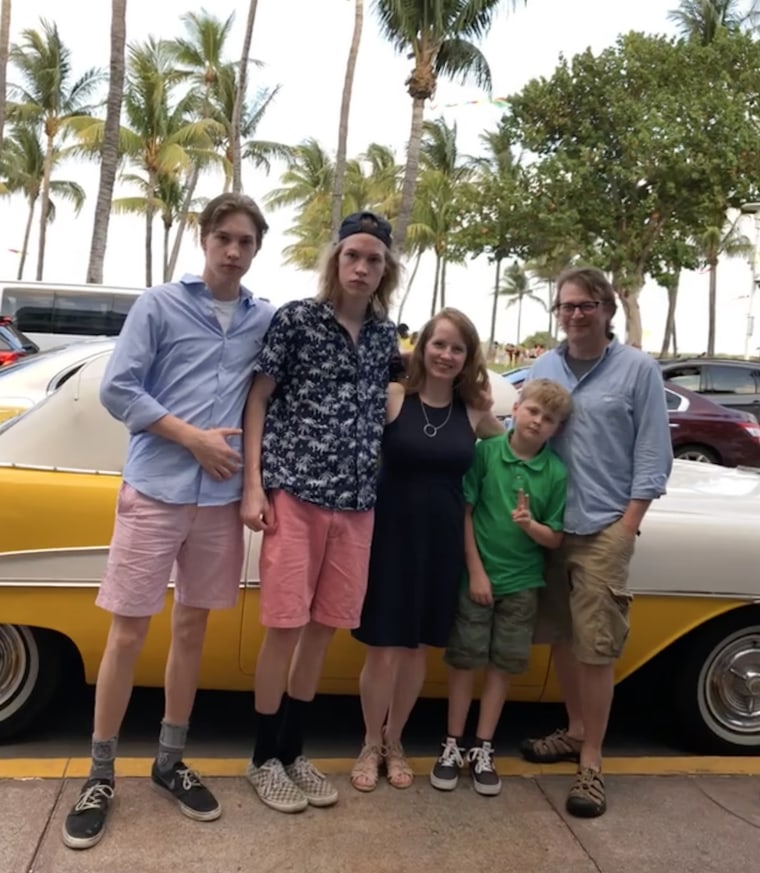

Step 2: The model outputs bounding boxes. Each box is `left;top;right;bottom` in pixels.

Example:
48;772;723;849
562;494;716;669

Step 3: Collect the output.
467;742;501;796
430;736;465;791
62;778;115;850
150;760;222;821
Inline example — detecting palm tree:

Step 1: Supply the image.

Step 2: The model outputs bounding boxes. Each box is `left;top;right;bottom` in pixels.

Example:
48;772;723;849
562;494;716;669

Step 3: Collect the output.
0;124;85;279
668;0;760;43
0;0;11;151
500;260;547;344
86;0;127;284
331;0;365;240
700;218;752;355
8;19;102;279
231;0;259;192
372;0;522;250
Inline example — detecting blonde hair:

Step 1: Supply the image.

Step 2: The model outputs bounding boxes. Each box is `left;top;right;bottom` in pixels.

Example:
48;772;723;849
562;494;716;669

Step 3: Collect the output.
519;379;573;421
405;308;489;405
315;239;400;321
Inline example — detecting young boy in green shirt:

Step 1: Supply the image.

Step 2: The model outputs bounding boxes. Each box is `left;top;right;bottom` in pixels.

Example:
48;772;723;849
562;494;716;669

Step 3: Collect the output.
430;379;572;796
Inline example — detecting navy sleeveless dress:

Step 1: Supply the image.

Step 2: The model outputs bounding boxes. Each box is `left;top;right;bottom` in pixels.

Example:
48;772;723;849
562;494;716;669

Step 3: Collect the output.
353;393;476;648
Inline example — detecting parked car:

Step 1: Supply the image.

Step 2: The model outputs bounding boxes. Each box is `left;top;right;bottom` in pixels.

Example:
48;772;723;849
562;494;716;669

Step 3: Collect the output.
0;338;114;423
502;367;760;468
0;316;38;367
0;353;759;752
660;357;760;419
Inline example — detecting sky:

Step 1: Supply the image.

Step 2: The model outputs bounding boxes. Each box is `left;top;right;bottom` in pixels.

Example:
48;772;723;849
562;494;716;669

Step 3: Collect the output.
1;0;758;356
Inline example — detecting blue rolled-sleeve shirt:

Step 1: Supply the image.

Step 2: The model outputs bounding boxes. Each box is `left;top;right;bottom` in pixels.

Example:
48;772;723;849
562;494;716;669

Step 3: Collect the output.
100;273;275;506
526;338;673;534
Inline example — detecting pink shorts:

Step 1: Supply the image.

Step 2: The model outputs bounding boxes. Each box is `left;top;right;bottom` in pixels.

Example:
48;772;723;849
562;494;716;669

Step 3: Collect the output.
96;483;244;617
259;489;374;629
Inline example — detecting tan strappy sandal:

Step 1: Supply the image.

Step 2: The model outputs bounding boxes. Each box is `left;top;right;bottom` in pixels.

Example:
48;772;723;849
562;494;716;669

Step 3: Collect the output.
351;744;382;792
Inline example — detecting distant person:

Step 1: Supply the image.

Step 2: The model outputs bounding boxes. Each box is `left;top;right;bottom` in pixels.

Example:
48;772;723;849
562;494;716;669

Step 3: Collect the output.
520;267;672;818
62;193;274;850
397;322;414;352
430;379;571;797
350;308;505;792
241;212;402;813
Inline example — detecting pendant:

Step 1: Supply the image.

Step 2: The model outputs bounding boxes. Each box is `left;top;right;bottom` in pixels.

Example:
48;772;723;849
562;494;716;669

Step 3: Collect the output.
423;424;438;438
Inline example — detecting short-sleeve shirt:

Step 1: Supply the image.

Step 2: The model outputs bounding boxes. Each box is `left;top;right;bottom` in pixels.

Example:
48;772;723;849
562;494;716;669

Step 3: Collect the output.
254;297;399;511
464;432;568;595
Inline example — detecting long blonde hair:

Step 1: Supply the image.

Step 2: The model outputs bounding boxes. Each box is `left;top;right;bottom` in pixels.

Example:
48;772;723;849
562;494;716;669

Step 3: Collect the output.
405;308;489;405
315;239;401;320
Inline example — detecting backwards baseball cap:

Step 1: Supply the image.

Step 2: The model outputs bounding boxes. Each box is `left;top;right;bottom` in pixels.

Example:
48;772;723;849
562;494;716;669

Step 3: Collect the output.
338;211;393;248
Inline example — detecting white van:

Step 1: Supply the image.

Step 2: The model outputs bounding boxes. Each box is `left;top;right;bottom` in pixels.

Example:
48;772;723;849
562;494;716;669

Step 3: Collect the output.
0;281;143;350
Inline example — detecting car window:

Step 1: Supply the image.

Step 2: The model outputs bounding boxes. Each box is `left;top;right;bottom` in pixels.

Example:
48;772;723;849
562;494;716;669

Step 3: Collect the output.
664;366;701;392
705;365;757;395
664;388;685;412
0;326;15;351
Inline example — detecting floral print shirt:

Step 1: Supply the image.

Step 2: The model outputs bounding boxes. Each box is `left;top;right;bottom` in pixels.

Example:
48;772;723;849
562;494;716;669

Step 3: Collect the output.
254;297;400;511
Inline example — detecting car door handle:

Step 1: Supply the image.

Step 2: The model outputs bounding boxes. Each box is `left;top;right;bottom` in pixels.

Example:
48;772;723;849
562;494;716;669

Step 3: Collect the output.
669;423;679;429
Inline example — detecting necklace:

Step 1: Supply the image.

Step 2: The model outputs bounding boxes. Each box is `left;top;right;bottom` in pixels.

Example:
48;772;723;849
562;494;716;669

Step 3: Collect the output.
419;395;453;438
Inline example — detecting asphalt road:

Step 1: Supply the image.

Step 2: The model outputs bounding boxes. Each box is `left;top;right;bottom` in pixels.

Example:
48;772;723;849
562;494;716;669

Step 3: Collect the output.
1;682;683;760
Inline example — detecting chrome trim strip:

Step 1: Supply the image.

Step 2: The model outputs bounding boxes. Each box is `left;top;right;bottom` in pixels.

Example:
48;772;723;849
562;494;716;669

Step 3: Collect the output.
0;580;259;590
0;462;121;475
629;590;759;601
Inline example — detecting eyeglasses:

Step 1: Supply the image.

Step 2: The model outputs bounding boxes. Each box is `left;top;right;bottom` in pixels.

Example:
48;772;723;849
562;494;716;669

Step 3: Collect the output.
554;301;602;315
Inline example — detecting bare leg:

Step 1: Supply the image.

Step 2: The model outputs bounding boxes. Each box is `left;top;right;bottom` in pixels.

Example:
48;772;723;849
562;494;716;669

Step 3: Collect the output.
359;647;401;746
446;667;475;738
254;627;302;714
287;620;336;701
474;668;510;741
384;647;427;743
578;662;615;770
93;615;151;739
551;642;585;740
163;603;209;724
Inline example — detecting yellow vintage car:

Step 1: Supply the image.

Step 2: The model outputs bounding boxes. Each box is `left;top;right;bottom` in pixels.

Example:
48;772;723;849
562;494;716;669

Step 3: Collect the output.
0;352;759;753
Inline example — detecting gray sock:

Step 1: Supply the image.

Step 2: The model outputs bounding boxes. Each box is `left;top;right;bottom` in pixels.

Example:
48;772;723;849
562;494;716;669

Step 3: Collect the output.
89;735;117;782
156;720;188;772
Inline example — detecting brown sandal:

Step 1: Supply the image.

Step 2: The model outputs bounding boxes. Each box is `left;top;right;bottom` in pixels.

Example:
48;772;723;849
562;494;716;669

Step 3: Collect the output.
520;728;582;763
384;738;414;789
566;767;606;817
351;744;382;792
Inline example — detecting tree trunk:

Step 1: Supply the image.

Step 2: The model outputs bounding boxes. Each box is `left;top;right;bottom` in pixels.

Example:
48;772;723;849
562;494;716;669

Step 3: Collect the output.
17;196;35;280
231;0;258;194
35;132;55;281
330;0;363;242
546;279;554;335
430;254;441;317
396;249;422;323
439;257;447;309
516;295;523;344
145;180;156;287
0;0;11;152
163;221;171;282
707;261;717;356
615;283;644;348
167;163;200;280
488;258;502;347
86;0;127;284
659;281;679;359
394;96;426;252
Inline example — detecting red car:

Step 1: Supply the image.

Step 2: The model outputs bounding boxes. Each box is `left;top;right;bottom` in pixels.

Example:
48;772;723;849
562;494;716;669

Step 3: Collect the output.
501;368;760;468
0;317;38;367
665;381;760;467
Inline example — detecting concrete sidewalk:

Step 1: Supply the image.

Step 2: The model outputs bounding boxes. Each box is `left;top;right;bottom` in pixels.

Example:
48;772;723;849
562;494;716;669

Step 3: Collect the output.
2;768;759;873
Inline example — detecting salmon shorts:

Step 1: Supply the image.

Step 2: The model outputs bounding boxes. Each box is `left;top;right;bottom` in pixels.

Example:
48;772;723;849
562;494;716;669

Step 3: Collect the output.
258;489;375;629
533;518;636;666
96;483;245;617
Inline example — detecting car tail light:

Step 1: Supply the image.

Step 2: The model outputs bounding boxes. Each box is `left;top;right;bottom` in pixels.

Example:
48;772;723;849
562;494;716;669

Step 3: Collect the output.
0;351;22;367
740;421;760;442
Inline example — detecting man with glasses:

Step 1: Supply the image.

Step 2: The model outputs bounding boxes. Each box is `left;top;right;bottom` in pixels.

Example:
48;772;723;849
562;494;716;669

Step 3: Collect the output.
519;267;672;818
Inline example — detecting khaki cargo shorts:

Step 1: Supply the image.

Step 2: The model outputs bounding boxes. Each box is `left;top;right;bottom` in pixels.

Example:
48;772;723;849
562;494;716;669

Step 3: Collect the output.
533;518;636;666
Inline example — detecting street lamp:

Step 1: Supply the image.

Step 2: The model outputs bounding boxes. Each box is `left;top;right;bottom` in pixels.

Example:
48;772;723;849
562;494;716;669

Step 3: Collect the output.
740;201;760;360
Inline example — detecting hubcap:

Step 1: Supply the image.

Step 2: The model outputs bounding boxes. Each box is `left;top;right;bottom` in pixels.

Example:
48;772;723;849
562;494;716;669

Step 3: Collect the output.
679;451;712;463
704;633;760;734
0;626;29;708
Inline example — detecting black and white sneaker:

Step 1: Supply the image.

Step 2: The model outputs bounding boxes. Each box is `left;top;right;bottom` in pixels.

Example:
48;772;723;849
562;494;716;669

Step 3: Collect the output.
430;736;465;791
150;760;221;821
468;742;501;796
62;778;115;850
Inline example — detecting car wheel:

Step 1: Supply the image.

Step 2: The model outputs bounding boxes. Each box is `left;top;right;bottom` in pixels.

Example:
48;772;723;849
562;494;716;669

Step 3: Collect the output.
674;611;760;753
673;444;719;464
0;625;62;742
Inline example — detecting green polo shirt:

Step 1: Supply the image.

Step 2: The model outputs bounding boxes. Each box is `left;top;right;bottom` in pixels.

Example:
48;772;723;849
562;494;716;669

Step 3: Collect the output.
463;433;568;596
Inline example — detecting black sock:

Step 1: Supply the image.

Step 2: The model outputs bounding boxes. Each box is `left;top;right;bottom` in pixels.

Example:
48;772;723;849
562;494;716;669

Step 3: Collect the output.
252;700;285;766
278;695;310;766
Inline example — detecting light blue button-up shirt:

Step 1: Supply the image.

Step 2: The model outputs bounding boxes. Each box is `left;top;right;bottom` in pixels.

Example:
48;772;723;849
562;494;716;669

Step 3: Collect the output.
100;274;275;506
526;338;673;535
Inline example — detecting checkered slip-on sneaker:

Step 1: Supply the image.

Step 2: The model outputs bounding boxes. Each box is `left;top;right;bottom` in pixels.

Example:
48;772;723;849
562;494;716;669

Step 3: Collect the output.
246;758;309;813
285;756;339;807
